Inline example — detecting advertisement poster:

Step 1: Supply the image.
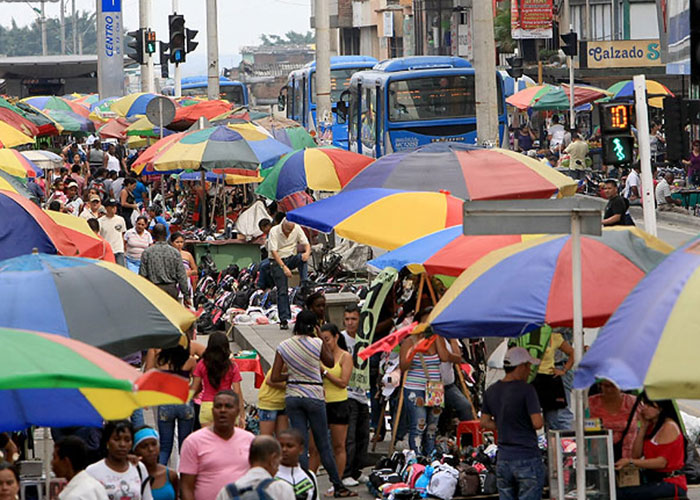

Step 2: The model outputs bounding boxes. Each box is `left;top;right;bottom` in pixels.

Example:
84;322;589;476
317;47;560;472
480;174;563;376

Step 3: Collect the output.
511;0;553;39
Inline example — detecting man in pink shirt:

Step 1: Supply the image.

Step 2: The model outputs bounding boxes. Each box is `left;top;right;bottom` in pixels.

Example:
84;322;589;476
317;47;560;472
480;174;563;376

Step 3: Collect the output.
180;391;255;500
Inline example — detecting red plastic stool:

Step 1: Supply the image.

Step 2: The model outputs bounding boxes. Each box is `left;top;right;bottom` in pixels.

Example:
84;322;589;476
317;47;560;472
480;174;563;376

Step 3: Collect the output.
457;420;497;448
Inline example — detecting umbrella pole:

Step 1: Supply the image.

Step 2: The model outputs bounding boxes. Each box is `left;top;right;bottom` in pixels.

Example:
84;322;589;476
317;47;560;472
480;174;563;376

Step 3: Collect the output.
415;274;425;312
572;212;586;500
43;427;50;496
456;363;475;412
200;170;207;229
389;371;408;454
425;274;437;305
371;403;386;453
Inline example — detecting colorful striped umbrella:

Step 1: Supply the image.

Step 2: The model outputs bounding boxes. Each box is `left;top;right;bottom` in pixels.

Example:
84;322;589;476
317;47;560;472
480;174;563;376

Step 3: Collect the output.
368;226;537;277
287;188;464;250
111;93;178;118
425;227;672;338
0;327;189;430
0;107;39;137
131;133;187;174
256;147;373;200
574;235;700;399
125;115;175;139
72;93;100;109
3;99;62;136
98;117;131;140
0;190;78;259
0;253;195;357
0;149;43;178
148;125;292;175
0;122;34;148
22;95;90;118
170;100;233;130
507;84;611;111
604;79;674;109
268;126;317;150
44;210;116;263
42;109;94;133
0;171;36;202
343;143;577;200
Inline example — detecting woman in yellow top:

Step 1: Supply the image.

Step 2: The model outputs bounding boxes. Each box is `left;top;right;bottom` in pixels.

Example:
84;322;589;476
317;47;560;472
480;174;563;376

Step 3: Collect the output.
257;368;288;436
532;330;574;430
309;323;353;482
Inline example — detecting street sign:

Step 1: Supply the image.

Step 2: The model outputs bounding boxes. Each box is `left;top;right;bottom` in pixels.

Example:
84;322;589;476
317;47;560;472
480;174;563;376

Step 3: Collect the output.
146;97;176;128
97;0;124;98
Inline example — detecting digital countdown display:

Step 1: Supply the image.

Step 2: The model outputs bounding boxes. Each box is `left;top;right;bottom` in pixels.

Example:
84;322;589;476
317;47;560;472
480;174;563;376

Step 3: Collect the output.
600;103;632;134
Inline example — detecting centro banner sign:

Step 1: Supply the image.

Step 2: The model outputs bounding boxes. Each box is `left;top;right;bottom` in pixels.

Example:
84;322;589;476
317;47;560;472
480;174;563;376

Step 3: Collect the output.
97;0;124;98
578;40;662;69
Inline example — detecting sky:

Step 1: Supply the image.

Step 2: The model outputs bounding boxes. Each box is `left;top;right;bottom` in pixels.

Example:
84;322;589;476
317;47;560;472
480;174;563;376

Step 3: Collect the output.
0;0;312;74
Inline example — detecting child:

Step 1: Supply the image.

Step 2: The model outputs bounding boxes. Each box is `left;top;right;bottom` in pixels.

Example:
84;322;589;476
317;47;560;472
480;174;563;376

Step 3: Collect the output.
276;429;318;500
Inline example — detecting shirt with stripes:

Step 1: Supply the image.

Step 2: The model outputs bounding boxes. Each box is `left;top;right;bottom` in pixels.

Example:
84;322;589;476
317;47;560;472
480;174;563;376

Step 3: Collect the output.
405;352;442;391
277;336;325;399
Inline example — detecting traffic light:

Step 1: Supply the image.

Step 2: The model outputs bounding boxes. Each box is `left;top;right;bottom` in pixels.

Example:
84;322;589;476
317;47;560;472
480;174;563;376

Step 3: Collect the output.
599;103;634;165
126;29;144;65
186;28;198;54
505;55;523;79
560;31;578;57
144;30;156;55
159;41;170;79
664;96;688;162
169;14;186;64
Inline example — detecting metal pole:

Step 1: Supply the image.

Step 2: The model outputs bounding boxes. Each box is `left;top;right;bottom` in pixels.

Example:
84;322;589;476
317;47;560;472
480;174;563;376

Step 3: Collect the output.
472;0;499;145
585;0;592;40
40;0;47;56
139;0;153;93
571;212;586;500
72;0;77;54
568;25;576;132
206;0;220;101
60;0;66;55
173;0;182;98
315;0;332;141
634;75;657;236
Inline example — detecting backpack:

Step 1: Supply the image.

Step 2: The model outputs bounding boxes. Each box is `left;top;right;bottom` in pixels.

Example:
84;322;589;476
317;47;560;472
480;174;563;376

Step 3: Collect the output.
426;464;459;500
224;479;274;500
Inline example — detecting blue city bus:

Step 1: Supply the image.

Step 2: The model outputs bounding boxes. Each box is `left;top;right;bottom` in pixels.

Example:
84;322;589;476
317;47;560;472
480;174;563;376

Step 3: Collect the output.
338;56;507;158
162;76;249;107
280;55;378;148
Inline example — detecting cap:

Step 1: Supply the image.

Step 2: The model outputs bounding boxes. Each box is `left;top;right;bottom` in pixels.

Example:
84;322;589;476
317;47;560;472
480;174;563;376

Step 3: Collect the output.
103;198;118;207
66;182;78;189
503;347;540;368
89;194;101;202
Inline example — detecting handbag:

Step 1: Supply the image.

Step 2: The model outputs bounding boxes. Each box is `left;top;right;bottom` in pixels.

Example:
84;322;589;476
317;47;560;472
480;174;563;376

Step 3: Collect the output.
419;354;444;407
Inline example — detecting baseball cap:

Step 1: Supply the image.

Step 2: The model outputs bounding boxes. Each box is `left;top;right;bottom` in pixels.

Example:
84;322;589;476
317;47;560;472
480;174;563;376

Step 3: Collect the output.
89;194;101;202
103;198;118;207
66;182;78;189
503;347;540;368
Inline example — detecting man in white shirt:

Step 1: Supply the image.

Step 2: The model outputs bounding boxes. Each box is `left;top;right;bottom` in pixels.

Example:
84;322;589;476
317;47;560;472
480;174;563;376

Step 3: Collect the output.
656;172;687;213
623;163;641;204
64;182;84;217
99;199;127;266
217;435;295;500
52;436;109;500
268;218;311;329
547;115;566;152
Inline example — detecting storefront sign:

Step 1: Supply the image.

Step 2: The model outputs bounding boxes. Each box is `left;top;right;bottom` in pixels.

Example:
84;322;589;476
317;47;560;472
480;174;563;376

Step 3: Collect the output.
383;11;394;37
511;0;553;39
97;0;124;98
578;40;662;69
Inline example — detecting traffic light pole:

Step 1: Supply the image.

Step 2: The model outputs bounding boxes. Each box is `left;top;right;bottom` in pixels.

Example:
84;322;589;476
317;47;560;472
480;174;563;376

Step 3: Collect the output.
568;25;575;132
472;0;499;145
634;74;658;236
206;0;220;101
172;0;182;97
139;0;154;93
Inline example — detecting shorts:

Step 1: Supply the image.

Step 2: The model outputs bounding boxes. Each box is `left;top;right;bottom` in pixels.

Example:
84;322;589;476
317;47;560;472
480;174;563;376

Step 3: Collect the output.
326;400;350;425
258;409;286;422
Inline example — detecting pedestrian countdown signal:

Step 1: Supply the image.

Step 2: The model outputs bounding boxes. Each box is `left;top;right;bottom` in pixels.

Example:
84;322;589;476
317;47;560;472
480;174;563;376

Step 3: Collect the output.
599;103;634;165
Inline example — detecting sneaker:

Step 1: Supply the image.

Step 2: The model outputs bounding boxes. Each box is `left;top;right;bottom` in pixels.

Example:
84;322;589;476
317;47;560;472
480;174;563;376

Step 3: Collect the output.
357;474;369;484
342;478;359;487
279;320;289;330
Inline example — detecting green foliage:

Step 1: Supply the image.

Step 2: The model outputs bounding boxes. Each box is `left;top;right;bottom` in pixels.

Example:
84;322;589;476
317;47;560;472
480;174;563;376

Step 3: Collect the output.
538;49;559;62
259;30;314;46
494;3;516;53
0;11;96;56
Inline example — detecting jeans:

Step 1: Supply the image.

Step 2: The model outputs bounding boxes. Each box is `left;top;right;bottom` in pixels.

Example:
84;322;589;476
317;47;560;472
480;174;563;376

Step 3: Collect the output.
444;384;474;421
403;388;441;455
257;259;273;289
270;255;308;322
344;398;370;479
125;256;141;274
130;408;145;429
496;456;546;500
617;482;686;500
545;407;574;430
285;396;343;489
157;402;195;465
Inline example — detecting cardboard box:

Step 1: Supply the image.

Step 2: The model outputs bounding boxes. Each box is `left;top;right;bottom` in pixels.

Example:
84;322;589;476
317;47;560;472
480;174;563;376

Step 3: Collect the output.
616;464;640;487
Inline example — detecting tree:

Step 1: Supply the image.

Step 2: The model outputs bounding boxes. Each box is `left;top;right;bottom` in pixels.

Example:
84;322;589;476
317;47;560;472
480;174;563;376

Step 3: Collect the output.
494;3;516;53
259;30;314;46
0;11;96;56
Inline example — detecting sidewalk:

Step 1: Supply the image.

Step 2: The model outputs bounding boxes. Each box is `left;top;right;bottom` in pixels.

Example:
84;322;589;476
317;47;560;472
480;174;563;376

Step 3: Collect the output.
629;205;700;229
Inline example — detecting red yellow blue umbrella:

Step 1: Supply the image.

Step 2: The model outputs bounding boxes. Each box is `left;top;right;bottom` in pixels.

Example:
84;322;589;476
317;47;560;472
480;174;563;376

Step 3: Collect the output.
0;149;43;178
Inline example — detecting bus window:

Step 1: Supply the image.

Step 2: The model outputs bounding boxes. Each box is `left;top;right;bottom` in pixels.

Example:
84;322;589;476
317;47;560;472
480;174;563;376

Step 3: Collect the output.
387;75;475;122
181;85;244;106
361;86;376;151
311;68;357;104
348;86;359;144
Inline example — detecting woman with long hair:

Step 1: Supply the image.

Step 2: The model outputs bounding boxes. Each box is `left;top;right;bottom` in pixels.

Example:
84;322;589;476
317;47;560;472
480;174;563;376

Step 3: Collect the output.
191;332;245;427
169;232;197;295
271;311;357;498
615;394;687;499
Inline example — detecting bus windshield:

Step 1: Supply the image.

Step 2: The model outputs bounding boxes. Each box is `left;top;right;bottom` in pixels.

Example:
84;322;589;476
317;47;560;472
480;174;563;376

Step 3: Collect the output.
181;85;245;105
311;68;358;104
387;75;476;122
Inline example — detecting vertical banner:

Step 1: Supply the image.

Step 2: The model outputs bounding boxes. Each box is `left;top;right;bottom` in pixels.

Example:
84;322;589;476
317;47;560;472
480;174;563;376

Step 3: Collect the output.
349;268;398;391
511;0;553;40
97;0;125;98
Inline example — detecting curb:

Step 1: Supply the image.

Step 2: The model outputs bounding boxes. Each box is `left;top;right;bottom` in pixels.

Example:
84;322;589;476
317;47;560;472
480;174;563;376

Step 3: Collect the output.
232;324;275;373
629;206;700;230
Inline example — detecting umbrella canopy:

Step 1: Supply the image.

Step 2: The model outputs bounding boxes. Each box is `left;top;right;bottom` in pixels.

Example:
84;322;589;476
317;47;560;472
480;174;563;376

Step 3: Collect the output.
3;100;62;136
0;171;37;202
111;93;178;118
368;226;537;277
148;125;292;175
605;79;674;109
574;235;700;399
256;147;373;200
0;121;34;148
507;84;610;111
44;210;116;262
98;117;130;140
0;107;39;137
125;115;174;139
131;132;187;173
21;150;64;170
178;171;264;185
72;93;99;108
43;109;94;133
0;253;195;357
269;127;317;150
0;327;189;430
426;227;672;338
170;100;233;130
22;95;90;118
0;190;78;259
287;188;464;250
0;149;43;178
342;143;577;200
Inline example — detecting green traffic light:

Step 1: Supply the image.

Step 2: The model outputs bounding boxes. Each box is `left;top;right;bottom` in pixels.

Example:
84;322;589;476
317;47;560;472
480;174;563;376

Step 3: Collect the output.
612;137;626;161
